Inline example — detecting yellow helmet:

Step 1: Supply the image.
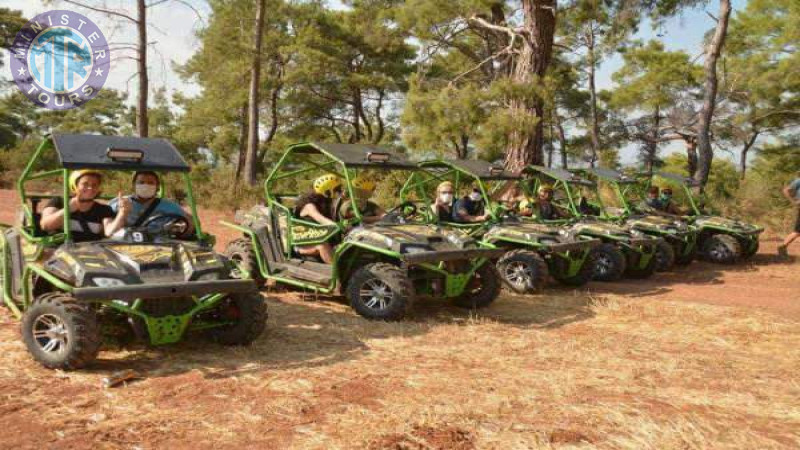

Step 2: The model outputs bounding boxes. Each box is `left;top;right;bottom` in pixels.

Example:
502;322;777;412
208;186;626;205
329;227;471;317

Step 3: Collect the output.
537;184;554;195
518;198;532;211
352;176;376;192
313;174;342;196
69;170;102;192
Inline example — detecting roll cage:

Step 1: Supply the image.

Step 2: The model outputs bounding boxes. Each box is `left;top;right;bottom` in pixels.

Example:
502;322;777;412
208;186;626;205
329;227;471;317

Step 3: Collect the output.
17;134;208;246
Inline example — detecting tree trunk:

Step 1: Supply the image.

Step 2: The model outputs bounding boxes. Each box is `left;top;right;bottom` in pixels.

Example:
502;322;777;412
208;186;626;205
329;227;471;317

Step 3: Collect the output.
694;0;732;191
503;0;556;173
555;114;568;169
244;0;266;187
644;106;660;173
136;0;148;137
739;132;758;180
235;103;248;182
586;25;600;168
686;136;698;178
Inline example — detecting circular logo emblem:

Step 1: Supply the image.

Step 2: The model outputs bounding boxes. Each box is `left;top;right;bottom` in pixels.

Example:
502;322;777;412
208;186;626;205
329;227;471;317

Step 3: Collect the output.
9;10;111;110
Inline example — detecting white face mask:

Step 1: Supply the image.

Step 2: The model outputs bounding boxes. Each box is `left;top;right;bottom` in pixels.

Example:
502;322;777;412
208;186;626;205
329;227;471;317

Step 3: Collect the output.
135;183;157;199
469;192;482;202
439;193;453;203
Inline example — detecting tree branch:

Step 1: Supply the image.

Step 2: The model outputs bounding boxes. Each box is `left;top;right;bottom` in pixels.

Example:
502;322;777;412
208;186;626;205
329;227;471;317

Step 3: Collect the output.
63;0;138;23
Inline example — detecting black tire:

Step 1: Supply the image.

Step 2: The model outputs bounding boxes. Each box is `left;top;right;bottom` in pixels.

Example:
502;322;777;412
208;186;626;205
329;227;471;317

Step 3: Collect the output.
674;242;696;266
21;292;100;370
653;240;676;272
347;263;413;320
453;262;501;309
496;249;548;294
590;243;627;282
204;291;267;345
625;248;659;279
550;251;595;287
701;234;742;264
741;239;759;259
224;238;265;287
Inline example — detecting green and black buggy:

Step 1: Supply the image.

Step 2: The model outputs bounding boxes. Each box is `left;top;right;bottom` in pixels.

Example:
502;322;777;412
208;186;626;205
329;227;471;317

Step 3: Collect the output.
400;159;600;293
222;143;505;321
642;171;763;264
524;166;662;281
573;167;698;271
0;134;266;369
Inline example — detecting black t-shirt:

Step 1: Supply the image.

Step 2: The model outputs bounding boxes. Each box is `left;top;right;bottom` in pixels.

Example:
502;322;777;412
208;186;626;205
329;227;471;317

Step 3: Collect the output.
537;201;561;220
45;197;114;242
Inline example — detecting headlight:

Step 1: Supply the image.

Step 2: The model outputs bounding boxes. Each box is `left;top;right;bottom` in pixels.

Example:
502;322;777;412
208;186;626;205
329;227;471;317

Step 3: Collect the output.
196;272;222;281
93;277;126;287
402;245;431;254
558;229;568;236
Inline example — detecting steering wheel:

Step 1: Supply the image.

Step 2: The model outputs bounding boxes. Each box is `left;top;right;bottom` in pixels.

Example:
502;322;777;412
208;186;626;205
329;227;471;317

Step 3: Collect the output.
139;213;193;239
380;201;419;224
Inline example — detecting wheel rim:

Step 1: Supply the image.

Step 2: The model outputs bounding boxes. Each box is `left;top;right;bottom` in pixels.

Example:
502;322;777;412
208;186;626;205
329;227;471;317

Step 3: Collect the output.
32;314;69;355
504;261;533;288
709;241;731;260
359;279;393;311
595;254;613;276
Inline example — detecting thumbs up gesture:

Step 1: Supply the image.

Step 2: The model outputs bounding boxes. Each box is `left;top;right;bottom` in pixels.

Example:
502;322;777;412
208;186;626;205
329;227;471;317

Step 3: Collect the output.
117;192;132;218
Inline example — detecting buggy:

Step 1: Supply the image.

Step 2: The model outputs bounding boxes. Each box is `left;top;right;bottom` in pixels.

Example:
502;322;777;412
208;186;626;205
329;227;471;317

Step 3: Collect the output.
0;134;266;369
222;143;505;320
523;166;662;281
401;159;600;293
643;171;763;263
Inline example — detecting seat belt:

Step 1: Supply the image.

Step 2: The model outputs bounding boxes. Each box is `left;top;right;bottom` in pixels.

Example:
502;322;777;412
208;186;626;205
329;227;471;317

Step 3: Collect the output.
133;198;162;227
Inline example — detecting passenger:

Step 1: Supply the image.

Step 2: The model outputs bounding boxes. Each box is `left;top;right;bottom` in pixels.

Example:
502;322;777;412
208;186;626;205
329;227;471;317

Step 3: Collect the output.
640;186;664;212
495;182;528;213
292;174;340;264
432;181;456;222
658;187;684;215
339;176;385;224
40;170;128;242
453;186;489;223
534;185;567;220
109;171;194;234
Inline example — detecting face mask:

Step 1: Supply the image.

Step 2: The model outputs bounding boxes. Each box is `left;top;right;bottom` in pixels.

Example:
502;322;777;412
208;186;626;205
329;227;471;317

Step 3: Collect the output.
135;183;157;199
469;192;482;202
439;193;453;203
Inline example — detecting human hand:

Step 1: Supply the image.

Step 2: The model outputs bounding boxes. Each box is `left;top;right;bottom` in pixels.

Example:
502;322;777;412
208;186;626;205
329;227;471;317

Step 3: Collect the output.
117;192;132;217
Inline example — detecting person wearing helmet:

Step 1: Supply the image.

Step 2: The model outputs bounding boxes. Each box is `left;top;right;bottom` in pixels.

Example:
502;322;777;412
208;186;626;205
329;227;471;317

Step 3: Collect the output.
658;187;683;215
534;184;566;220
639;186;664;212
109;171;194;234
338;176;385;223
432;181;456;222
292;174;341;264
453;185;489;223
40;170;129;242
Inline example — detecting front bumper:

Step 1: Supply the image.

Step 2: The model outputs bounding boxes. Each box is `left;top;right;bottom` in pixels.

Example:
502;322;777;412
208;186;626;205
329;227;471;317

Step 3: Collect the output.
402;248;507;264
73;279;257;301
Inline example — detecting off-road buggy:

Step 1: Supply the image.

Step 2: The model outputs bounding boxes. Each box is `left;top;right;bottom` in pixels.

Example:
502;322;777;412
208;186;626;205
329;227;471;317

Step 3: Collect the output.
572;167;698;271
222;143;505;321
642;171;763;264
0;134;266;370
523;166;662;281
400;159;600;293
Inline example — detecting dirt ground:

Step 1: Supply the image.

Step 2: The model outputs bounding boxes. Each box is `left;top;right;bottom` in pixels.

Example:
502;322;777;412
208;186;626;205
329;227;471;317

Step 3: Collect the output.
0;189;798;449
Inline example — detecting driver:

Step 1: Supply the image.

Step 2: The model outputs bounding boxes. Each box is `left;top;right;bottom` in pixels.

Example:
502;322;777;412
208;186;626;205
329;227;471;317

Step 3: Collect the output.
432;181;455;222
639;186;664;212
40;170;128;242
453;186;489;223
658;187;683;215
533;185;568;220
338;176;385;223
110;171;194;233
293;174;341;264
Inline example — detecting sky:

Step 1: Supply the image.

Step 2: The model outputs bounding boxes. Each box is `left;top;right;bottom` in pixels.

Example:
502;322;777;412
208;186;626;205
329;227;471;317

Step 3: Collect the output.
2;0;750;163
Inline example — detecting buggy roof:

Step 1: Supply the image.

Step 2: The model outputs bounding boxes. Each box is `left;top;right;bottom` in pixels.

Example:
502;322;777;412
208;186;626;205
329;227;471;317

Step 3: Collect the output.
288;142;416;169
655;171;699;186
52;133;189;172
419;159;519;180
585;167;638;184
526;165;594;186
